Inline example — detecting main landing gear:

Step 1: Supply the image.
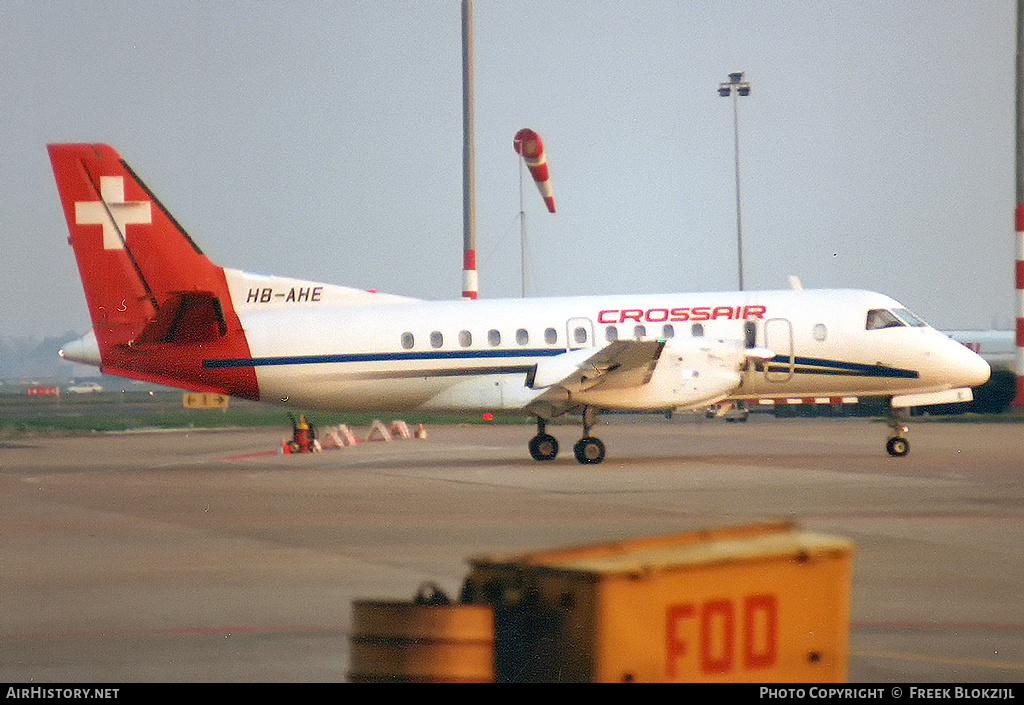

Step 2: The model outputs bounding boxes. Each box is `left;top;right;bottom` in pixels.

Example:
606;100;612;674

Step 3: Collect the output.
885;401;910;457
573;407;605;464
529;408;606;465
528;419;559;461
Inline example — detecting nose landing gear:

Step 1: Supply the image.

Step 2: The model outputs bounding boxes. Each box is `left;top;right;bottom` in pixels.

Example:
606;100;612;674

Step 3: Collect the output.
886;436;910;457
885;402;910;457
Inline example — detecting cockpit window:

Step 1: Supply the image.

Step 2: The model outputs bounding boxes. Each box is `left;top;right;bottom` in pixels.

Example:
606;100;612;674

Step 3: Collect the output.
866;309;904;330
893;308;927;327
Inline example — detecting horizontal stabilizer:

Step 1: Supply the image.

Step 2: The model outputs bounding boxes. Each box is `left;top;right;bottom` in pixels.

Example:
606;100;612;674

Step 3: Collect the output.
225;269;417;309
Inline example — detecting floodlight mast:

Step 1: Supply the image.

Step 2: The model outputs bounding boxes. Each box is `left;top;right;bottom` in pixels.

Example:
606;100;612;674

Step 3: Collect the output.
718;71;751;291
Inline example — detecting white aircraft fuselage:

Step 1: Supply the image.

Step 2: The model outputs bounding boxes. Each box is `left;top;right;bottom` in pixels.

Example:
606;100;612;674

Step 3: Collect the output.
207;274;985;417
49;143;990;463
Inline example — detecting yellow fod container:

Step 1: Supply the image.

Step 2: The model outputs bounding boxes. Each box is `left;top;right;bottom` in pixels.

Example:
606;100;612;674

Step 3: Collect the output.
348;597;495;683
462;521;854;683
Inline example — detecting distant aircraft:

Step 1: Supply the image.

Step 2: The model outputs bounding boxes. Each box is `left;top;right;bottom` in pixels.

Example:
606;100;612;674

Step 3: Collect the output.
946;330;1014;370
51;144;990;462
65;381;103;394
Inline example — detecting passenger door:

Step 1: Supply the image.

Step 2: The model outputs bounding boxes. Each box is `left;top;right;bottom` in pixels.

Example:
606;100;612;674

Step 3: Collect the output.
763;318;794;383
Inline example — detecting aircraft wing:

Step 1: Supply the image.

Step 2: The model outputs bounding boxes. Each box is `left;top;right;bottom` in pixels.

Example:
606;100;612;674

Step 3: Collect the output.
568;340;665;392
525;340;667;417
525;337;771;420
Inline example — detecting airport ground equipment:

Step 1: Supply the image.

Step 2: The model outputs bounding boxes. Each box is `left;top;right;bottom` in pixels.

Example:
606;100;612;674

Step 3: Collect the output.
350;521;853;683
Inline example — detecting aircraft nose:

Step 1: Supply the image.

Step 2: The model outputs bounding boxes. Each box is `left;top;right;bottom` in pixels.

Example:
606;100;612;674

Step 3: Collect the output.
950;340;991;389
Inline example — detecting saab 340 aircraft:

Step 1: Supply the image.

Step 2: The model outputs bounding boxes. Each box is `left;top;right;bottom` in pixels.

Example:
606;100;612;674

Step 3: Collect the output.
51;144;990;463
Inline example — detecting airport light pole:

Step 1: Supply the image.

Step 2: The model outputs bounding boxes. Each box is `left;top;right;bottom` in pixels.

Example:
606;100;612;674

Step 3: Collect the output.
719;71;750;291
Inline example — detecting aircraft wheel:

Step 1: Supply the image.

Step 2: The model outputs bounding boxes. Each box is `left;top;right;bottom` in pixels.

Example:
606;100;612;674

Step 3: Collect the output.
574;437;605;464
886;436;909;457
529;433;559;461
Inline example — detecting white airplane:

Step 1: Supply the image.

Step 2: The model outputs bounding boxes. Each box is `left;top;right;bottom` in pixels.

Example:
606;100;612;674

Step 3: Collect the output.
51;144;990;463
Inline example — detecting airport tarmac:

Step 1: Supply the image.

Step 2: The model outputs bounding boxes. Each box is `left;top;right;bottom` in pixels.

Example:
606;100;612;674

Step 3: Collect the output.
1;415;1021;683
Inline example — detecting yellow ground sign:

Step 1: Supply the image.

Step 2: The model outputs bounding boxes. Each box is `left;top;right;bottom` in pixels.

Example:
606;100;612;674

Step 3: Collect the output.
183;392;229;409
464;521;854;683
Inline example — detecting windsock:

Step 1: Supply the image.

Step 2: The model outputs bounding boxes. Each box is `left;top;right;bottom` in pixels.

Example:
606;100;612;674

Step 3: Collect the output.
514;128;556;213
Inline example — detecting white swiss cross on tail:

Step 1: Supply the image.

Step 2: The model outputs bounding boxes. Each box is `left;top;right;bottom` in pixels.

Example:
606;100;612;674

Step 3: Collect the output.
75;176;151;250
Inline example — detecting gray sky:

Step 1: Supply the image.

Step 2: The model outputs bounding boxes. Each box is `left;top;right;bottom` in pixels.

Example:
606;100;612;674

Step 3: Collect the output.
0;0;1016;339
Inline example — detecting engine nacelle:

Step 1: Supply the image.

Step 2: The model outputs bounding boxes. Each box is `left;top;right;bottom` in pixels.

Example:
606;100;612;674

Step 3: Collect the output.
573;337;749;411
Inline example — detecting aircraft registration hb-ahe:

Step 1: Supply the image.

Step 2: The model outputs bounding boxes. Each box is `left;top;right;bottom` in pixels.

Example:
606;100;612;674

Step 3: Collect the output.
51;144;991;463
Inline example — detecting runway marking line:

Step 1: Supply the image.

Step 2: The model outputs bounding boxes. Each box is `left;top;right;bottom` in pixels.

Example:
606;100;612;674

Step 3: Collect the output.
854;620;1024;632
3;623;350;641
852;621;1024;672
851;648;1024;672
221;450;279;460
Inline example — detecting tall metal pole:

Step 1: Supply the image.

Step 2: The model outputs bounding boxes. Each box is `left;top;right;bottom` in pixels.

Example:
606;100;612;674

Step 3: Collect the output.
462;0;478;299
1015;0;1024;403
732;89;745;291
520;160;528;297
719;71;750;291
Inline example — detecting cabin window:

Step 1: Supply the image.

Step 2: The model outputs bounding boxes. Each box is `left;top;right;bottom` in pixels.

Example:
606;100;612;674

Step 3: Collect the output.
866;309;904;330
573;326;588;345
661;324;675;339
813;323;827;342
545;327;558;345
488;329;501;346
516;328;529;345
691;323;704;337
430;331;443;348
459;330;472;347
633;325;646;340
605;326;619;342
401;332;415;350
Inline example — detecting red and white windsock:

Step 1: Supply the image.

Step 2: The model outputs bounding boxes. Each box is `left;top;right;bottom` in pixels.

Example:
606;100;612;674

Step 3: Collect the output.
514;128;556;213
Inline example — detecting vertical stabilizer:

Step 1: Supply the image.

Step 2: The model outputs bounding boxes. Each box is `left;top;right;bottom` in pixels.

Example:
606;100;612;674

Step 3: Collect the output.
49;144;258;398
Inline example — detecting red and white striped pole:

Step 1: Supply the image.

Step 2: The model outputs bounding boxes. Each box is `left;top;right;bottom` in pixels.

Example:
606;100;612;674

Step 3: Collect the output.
1016;204;1024;405
462;0;478;300
514;128;556;213
1015;0;1024;403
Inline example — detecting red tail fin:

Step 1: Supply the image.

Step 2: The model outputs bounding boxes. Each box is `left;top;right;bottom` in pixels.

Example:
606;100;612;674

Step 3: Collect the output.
49;144;258;398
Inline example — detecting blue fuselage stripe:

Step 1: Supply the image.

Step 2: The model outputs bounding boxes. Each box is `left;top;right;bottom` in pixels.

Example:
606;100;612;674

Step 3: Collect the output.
778;356;918;379
203;348;564;369
203;349;918;379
